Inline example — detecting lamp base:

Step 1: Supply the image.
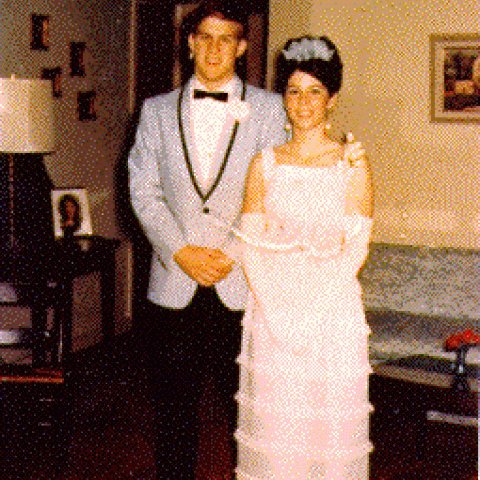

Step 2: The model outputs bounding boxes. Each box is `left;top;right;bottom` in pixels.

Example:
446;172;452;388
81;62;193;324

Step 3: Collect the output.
0;153;55;282
451;346;471;392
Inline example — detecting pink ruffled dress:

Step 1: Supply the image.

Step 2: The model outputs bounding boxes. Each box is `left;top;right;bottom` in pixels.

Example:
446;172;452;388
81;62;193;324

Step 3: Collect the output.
235;147;373;479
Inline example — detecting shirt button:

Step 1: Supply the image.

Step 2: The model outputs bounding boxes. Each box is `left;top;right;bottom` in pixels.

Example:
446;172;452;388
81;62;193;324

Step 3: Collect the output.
203;207;210;214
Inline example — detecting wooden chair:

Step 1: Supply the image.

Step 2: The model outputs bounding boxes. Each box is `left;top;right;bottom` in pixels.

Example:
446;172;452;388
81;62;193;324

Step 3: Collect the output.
0;278;68;477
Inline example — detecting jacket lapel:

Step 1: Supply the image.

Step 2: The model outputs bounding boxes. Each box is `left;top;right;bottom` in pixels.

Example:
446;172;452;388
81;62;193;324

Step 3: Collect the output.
211;78;240;173
178;79;205;201
213;78;245;168
180;81;194;165
178;77;246;203
204;79;246;202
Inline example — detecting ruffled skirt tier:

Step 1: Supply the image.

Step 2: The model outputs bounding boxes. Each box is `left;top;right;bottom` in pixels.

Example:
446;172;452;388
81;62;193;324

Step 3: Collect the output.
235;297;373;480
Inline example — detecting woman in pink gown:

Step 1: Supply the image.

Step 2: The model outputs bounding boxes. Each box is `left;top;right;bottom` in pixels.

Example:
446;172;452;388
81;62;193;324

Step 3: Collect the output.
234;35;374;479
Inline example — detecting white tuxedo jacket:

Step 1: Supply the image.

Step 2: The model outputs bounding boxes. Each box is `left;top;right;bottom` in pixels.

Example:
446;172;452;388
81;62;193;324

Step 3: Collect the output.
128;77;286;309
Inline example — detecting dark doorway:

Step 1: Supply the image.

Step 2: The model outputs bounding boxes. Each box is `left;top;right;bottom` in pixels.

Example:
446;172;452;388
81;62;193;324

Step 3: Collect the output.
135;2;175;103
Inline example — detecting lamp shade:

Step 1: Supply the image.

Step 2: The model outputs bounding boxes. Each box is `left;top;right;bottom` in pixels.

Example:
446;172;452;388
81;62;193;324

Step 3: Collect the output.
0;77;54;153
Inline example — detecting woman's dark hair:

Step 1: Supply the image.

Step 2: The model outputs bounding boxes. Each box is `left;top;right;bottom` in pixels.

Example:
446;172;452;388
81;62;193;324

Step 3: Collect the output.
58;194;81;231
275;35;343;97
183;0;249;38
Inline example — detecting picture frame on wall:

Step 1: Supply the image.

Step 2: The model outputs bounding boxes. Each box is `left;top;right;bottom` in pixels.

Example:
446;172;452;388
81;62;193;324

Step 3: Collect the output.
77;90;97;121
70;41;87;77
430;34;480;123
30;14;50;51
41;67;62;97
51;188;93;238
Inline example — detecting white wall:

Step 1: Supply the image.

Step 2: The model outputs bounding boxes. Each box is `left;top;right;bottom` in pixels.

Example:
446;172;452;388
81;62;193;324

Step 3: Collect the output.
269;0;479;248
267;0;314;86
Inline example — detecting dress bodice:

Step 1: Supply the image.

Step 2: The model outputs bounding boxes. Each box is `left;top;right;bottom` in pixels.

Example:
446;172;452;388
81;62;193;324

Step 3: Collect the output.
262;147;351;251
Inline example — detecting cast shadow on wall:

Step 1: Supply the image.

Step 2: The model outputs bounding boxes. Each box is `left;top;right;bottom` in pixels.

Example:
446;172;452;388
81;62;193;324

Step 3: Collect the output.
114;104;153;328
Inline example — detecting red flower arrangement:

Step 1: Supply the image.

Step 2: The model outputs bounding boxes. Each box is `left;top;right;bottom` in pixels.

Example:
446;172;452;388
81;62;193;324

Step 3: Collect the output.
444;329;480;392
444;329;480;351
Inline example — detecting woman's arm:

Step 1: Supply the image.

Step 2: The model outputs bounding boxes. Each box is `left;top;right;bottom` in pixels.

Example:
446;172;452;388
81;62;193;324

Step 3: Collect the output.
237;153;270;284
331;154;374;277
221;153;267;264
345;154;374;218
242;153;267;215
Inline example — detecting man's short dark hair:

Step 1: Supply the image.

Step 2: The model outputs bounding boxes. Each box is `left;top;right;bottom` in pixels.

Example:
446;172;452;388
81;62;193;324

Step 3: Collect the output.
183;0;249;38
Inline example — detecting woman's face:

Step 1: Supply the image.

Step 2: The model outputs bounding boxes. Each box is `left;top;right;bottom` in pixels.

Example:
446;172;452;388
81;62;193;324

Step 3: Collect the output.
65;200;77;219
284;70;336;131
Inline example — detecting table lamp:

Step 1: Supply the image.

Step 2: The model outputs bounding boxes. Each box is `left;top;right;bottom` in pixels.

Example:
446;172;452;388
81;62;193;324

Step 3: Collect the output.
0;75;55;281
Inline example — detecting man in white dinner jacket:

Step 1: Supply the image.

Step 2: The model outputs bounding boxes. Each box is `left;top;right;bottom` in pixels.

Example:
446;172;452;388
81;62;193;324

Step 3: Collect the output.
128;1;286;477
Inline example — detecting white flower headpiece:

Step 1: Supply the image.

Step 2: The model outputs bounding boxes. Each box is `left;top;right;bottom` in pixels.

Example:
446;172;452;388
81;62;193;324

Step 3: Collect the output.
344;132;365;168
282;38;334;62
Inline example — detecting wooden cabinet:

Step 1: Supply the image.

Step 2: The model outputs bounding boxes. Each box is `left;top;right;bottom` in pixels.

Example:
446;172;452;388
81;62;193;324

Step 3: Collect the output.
0;371;67;475
0;237;119;476
369;356;478;479
423;386;478;476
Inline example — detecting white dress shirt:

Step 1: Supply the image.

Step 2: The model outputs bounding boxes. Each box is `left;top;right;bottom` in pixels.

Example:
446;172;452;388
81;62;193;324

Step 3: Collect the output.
190;77;237;191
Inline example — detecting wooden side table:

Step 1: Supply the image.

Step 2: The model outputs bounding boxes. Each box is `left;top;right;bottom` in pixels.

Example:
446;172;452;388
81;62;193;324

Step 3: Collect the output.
0;236;120;476
0;236;120;367
369;355;478;479
51;236;120;366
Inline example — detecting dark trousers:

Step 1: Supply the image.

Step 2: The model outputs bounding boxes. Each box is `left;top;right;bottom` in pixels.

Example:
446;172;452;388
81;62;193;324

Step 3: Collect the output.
143;287;243;479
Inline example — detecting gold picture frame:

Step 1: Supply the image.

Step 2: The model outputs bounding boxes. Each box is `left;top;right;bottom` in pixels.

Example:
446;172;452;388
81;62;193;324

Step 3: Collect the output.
41;67;62;98
51;187;93;238
30;14;50;51
430;34;480;123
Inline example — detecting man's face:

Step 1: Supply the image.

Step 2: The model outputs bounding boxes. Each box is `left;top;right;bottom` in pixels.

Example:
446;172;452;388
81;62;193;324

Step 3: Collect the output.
188;16;247;90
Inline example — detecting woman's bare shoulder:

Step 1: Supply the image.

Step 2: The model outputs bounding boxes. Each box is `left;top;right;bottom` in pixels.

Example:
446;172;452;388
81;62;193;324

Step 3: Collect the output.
272;142;293;165
273;142;290;154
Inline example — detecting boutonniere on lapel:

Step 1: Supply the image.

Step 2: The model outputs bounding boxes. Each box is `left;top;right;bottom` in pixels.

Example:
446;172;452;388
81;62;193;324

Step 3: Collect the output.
343;132;365;168
229;98;250;123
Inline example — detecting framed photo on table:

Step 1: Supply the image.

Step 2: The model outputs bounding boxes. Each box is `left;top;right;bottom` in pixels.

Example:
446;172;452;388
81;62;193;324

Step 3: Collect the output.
430;34;480;123
51;188;93;238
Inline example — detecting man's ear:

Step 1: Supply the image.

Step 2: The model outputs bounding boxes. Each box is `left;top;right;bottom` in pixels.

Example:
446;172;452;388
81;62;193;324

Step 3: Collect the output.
188;33;195;56
236;38;247;58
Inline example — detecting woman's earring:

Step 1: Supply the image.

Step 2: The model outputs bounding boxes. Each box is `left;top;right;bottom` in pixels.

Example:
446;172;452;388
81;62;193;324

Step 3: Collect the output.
189;51;194;60
325;104;333;131
284;122;292;131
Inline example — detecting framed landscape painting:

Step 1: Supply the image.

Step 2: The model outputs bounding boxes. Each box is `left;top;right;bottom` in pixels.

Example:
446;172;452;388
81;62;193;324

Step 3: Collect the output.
430;34;480;123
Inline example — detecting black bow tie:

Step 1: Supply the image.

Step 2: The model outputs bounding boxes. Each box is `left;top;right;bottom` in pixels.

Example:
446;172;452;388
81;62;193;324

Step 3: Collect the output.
193;89;228;102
